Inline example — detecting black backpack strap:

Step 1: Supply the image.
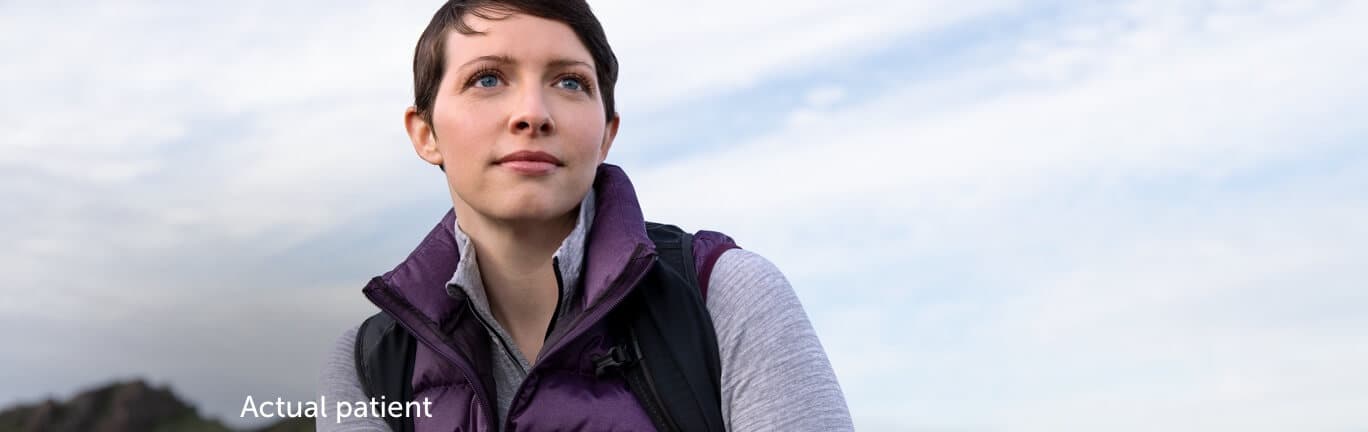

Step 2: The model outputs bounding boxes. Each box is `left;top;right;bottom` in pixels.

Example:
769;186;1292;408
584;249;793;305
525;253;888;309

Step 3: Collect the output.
646;222;699;289
607;222;724;432
354;311;417;432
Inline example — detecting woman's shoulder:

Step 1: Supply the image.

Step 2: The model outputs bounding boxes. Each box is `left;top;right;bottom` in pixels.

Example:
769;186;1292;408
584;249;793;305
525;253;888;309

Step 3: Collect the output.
703;249;855;430
707;248;791;296
704;248;804;323
320;324;361;384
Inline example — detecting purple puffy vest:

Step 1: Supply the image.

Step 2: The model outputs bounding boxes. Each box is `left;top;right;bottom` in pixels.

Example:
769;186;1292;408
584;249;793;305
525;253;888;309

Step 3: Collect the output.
362;164;737;431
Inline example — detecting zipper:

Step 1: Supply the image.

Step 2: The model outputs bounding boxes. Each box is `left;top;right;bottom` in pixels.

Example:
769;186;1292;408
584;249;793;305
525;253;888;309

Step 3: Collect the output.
502;247;657;431
464;255;567;373
545;256;565;342
535;248;654;367
464;294;528;374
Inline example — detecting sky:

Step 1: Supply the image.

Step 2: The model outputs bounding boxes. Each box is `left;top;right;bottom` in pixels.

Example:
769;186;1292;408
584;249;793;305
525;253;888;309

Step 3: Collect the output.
2;0;1366;430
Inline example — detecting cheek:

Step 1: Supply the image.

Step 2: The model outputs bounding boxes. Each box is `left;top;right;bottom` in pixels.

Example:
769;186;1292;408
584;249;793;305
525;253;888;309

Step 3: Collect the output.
434;108;497;159
556;110;608;157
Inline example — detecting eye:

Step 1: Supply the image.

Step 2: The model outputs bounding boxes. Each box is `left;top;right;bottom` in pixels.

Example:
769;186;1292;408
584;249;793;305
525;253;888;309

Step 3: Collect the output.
474;74;501;88
555;76;586;92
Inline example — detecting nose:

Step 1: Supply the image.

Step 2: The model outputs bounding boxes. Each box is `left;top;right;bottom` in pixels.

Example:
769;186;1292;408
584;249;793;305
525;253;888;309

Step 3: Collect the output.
509;87;555;136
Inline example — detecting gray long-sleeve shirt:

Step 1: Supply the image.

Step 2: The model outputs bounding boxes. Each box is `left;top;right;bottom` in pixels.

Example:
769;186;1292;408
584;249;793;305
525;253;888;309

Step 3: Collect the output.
318;193;852;431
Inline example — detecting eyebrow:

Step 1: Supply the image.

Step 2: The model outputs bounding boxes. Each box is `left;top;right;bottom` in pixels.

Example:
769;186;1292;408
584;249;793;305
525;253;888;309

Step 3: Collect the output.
459;54;514;69
547;58;594;71
458;55;594;72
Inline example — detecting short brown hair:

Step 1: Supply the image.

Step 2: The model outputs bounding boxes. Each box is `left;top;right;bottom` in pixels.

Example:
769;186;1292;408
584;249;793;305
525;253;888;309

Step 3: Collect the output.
412;0;619;126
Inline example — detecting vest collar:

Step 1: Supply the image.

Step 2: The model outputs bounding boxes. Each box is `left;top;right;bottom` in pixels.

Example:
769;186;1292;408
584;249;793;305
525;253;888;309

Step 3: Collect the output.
365;163;657;336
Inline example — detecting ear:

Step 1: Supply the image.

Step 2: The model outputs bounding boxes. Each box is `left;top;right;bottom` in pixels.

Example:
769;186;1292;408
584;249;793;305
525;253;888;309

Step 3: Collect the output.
598;113;620;164
405;106;444;167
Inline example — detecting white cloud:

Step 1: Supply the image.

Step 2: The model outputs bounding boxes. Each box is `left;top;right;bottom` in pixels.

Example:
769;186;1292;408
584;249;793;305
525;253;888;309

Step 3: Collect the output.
595;0;1026;113
634;0;1366;260
629;0;1368;429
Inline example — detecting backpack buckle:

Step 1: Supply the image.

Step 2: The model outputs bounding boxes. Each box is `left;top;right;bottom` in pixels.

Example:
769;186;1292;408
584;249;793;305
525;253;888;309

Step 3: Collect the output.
592;345;638;377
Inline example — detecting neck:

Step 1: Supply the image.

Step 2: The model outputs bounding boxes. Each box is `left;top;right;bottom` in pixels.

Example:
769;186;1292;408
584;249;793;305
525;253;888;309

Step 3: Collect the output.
452;197;579;362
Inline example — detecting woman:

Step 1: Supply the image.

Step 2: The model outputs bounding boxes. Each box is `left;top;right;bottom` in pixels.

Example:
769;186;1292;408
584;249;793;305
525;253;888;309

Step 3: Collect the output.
318;1;852;430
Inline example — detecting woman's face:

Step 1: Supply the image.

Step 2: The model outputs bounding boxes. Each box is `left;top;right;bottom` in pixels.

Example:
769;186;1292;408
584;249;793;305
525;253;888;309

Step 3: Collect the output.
407;12;617;226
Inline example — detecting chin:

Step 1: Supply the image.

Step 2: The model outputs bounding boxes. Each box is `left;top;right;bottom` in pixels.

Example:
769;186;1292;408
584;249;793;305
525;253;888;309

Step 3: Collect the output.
487;193;576;223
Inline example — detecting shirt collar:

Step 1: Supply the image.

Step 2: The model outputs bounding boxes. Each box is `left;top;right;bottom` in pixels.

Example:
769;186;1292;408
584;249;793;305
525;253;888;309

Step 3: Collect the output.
445;188;596;320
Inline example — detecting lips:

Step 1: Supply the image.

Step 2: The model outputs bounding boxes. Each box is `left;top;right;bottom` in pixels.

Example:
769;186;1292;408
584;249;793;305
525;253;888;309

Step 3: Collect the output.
495;150;562;176
495;150;563;166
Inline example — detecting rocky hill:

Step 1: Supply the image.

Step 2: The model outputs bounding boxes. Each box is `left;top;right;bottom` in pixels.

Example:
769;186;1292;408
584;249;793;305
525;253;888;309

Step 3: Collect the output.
0;380;312;432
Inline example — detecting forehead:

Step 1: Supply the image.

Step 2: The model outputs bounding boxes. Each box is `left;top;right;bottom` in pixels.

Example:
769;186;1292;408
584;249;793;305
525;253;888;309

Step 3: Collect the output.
443;12;595;67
